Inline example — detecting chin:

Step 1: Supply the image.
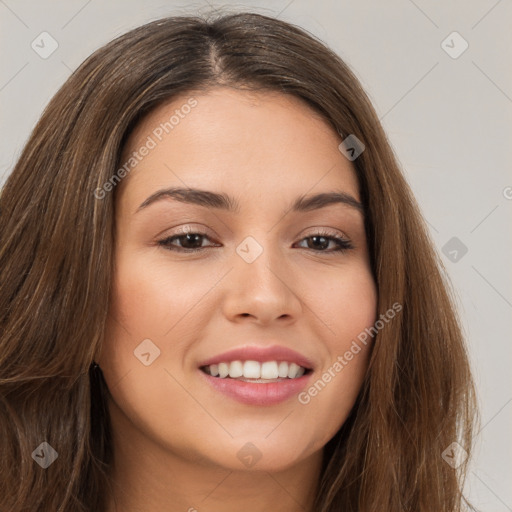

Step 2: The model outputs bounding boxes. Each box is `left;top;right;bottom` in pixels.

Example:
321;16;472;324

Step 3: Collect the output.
197;436;316;473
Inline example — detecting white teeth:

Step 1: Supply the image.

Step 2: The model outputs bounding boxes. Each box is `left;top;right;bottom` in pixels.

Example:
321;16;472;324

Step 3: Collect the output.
243;360;261;379
278;361;289;378
218;362;229;378
261;361;279;379
287;363;300;379
229;360;243;378
203;360;308;379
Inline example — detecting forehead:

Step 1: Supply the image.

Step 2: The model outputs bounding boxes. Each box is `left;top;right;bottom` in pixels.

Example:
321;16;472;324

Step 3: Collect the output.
116;87;360;212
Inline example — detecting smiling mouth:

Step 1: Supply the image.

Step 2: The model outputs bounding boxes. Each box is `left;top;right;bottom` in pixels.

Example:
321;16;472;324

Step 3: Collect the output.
200;360;312;382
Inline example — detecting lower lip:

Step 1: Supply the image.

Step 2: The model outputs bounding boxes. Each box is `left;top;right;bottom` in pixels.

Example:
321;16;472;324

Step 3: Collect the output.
199;369;312;406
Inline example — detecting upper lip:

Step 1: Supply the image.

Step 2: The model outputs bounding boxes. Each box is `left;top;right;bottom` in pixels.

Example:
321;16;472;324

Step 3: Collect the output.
198;345;315;370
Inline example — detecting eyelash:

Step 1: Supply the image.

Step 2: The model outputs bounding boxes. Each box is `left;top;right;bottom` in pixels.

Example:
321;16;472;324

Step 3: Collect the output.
157;229;354;254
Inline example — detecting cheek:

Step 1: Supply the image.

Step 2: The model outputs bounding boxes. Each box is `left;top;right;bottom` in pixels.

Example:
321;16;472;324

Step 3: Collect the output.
108;248;214;338
321;263;377;388
98;250;210;440
294;263;376;443
100;246;224;390
306;260;377;344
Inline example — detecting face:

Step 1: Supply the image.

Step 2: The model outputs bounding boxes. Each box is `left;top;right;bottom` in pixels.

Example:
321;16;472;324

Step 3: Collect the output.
97;87;377;474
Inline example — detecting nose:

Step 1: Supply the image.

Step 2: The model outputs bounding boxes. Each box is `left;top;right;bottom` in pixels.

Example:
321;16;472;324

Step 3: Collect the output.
221;239;303;325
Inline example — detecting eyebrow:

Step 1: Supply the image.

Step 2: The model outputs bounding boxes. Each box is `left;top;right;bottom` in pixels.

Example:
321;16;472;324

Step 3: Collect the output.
136;187;364;215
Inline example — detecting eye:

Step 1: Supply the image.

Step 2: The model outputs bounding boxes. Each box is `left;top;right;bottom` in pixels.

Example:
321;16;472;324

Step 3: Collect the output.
158;230;217;252
157;228;354;254
293;230;354;253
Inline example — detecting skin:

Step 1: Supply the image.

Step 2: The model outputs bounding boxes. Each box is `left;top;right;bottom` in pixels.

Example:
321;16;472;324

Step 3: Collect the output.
97;87;377;512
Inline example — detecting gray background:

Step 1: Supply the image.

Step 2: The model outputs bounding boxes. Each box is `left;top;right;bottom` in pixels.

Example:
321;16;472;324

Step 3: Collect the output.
1;1;510;509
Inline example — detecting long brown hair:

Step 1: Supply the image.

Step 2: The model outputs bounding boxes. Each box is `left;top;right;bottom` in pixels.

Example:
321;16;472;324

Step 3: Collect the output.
0;11;479;511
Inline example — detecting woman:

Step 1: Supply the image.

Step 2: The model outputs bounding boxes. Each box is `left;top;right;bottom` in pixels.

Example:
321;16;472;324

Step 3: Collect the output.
0;12;479;512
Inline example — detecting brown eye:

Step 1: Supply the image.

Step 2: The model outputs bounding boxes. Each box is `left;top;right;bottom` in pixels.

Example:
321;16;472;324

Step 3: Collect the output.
294;232;354;253
158;230;353;254
158;231;215;252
